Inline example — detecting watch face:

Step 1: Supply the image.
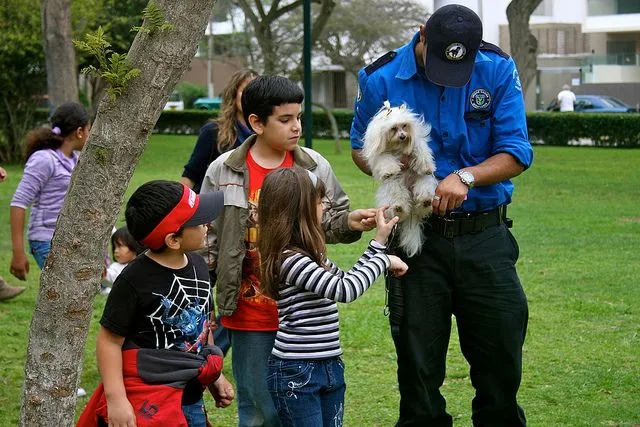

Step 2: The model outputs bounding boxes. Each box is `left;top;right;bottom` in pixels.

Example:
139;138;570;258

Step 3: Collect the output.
461;171;474;183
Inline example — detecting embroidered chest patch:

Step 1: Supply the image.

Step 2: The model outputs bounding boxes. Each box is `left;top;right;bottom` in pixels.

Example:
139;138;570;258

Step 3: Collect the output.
470;88;491;110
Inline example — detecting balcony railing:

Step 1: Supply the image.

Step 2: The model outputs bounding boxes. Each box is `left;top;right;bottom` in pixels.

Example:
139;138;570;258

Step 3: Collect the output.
583;53;639;67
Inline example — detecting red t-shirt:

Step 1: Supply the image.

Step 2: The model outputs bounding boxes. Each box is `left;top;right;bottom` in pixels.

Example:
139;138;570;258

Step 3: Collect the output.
221;149;294;331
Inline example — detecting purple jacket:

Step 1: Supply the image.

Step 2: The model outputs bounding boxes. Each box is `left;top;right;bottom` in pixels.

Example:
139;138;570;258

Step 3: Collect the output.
10;149;78;242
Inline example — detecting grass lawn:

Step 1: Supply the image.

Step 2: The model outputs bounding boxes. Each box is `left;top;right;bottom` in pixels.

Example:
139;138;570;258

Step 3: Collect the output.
0;136;638;426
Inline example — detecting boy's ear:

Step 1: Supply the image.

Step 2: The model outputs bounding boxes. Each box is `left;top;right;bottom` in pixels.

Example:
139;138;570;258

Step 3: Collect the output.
248;114;264;135
164;233;181;250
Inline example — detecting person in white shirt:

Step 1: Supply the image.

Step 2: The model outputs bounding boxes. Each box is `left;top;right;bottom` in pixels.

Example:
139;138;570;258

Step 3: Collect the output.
557;84;577;112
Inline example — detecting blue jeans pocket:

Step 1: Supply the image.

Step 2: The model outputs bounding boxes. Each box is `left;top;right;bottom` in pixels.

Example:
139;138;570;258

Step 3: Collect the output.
29;240;51;269
268;358;315;396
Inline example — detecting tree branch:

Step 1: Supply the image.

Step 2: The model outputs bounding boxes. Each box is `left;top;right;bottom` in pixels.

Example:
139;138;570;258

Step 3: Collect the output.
271;0;302;21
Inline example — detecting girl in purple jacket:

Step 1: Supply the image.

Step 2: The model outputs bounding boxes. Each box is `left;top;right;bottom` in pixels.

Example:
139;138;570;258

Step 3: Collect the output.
10;102;90;281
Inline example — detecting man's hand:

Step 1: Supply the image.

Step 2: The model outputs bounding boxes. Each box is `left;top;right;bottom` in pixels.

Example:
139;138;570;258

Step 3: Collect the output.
208;373;235;408
432;174;469;216
347;208;377;231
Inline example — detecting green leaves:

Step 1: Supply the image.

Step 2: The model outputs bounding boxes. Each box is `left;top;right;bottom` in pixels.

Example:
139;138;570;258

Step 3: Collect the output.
131;1;173;35
74;26;140;101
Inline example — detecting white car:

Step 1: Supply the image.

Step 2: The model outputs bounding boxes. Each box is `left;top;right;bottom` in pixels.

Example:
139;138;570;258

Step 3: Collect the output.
164;91;184;111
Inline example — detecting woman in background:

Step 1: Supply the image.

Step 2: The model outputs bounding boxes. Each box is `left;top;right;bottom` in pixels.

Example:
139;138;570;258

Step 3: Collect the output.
180;69;259;192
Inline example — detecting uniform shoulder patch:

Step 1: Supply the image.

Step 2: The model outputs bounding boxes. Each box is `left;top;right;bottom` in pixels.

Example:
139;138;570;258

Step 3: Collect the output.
364;51;397;76
479;41;509;59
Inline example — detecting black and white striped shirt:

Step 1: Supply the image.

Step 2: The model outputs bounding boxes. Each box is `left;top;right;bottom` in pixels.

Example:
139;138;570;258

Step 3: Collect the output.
272;240;390;360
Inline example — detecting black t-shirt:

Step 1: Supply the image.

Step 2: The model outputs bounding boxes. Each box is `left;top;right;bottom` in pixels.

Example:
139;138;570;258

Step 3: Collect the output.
100;252;212;403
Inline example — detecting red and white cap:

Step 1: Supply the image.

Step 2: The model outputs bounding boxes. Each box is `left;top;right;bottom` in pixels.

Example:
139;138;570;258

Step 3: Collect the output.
141;185;224;250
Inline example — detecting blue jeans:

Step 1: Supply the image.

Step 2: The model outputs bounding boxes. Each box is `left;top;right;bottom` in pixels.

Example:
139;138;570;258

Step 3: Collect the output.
267;356;346;427
230;330;280;427
29;240;51;269
213;316;231;356
182;398;206;427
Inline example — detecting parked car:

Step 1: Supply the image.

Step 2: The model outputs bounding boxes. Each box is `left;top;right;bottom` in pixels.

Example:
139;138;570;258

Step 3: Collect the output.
193;97;222;110
164;91;184;111
546;95;636;113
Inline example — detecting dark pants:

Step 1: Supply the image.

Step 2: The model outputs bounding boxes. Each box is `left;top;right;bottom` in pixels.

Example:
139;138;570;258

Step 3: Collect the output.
390;224;528;427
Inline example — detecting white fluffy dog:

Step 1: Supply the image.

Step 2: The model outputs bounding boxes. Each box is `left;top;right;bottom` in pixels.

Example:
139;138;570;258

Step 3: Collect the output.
362;101;438;257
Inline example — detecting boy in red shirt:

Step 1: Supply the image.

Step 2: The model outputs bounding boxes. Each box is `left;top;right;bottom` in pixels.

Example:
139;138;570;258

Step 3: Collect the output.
201;75;376;426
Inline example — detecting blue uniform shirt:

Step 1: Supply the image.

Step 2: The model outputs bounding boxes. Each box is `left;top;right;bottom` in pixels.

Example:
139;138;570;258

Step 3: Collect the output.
350;33;533;213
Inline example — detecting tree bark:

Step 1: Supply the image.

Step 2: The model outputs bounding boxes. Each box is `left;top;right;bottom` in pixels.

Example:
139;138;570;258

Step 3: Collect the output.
20;0;216;425
41;0;79;107
506;0;543;98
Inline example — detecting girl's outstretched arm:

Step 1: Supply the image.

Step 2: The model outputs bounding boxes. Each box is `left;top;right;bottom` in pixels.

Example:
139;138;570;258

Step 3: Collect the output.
282;241;390;303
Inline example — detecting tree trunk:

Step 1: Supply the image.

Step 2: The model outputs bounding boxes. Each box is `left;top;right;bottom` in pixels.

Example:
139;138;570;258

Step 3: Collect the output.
41;0;79;107
506;0;542;98
20;0;216;425
312;101;340;153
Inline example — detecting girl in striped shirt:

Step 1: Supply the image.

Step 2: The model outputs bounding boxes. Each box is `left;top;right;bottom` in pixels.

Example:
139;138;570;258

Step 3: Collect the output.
258;166;408;427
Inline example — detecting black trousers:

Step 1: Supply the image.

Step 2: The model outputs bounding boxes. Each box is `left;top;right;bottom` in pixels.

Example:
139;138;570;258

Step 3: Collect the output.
389;224;528;427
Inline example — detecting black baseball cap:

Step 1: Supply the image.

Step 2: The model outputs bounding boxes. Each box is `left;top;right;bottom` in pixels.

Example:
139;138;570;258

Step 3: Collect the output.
424;4;483;87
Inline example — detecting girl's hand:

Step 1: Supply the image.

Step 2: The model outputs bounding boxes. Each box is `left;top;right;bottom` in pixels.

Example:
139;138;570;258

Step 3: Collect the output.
374;207;399;245
106;396;137;426
388;255;408;277
10;253;29;281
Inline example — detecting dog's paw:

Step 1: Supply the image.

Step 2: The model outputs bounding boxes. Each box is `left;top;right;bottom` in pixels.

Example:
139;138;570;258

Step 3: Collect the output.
378;163;402;180
413;197;433;218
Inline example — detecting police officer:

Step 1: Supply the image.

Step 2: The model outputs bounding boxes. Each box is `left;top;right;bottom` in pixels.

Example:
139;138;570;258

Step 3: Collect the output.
350;4;533;427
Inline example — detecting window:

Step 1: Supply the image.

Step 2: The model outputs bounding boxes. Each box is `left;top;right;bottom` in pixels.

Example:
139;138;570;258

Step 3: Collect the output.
607;40;637;65
588;0;640;16
557;30;566;55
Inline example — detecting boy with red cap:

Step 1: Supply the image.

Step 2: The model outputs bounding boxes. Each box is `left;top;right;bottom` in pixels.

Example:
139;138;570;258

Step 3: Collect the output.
78;180;233;427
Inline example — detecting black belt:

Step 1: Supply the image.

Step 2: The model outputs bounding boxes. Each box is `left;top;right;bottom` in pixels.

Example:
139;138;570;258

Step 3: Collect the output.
426;206;511;238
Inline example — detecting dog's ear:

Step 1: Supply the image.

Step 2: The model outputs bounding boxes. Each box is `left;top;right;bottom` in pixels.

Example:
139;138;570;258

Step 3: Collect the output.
400;104;407;110
383;100;391;110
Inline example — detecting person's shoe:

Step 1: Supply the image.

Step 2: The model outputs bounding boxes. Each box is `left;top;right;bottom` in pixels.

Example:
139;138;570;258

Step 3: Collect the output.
99;286;111;296
77;387;87;397
0;277;25;301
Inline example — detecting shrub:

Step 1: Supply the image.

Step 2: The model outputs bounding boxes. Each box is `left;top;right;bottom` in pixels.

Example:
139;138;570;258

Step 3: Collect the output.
37;108;640;149
527;113;640;147
177;82;207;109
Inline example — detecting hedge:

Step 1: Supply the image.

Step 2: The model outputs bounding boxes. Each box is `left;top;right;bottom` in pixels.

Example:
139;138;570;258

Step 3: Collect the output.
34;109;640;147
526;112;640;147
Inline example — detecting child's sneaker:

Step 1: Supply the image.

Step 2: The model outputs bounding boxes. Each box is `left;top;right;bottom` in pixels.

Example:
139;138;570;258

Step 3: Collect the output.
77;387;87;397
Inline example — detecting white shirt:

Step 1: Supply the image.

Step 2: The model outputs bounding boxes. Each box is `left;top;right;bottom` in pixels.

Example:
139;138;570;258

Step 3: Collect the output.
557;90;576;112
105;262;127;284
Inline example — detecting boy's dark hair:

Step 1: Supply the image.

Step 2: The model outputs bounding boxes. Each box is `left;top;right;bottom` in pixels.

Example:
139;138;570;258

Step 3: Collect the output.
241;75;304;130
125;180;184;252
111;226;146;258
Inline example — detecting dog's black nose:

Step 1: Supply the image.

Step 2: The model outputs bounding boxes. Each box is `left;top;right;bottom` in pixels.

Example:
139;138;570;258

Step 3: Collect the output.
399;133;406;140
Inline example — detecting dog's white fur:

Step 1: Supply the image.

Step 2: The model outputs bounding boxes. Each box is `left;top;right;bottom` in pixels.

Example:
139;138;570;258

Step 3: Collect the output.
362;101;438;257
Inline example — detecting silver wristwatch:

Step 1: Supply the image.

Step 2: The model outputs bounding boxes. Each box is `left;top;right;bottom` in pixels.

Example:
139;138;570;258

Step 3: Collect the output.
453;170;475;188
